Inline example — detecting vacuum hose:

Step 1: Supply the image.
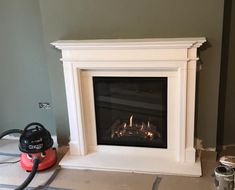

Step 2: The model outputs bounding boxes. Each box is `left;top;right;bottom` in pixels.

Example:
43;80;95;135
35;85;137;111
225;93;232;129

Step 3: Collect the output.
0;129;23;139
15;157;40;190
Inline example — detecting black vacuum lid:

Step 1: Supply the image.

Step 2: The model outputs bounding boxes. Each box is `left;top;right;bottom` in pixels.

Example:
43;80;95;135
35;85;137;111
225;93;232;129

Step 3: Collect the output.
19;122;54;153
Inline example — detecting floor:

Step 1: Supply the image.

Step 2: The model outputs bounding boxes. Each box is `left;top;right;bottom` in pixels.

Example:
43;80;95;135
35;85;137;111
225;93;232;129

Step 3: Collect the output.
0;139;222;190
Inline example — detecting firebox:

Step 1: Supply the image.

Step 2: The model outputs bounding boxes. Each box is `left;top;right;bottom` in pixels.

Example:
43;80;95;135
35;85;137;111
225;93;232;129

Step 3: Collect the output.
93;77;167;148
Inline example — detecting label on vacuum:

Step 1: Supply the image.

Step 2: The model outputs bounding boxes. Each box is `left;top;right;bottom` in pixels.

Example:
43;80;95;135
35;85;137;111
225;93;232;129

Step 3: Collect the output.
28;143;43;150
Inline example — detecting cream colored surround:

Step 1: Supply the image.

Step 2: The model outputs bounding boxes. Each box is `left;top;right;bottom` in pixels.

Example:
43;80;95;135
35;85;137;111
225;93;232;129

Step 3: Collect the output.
52;38;206;176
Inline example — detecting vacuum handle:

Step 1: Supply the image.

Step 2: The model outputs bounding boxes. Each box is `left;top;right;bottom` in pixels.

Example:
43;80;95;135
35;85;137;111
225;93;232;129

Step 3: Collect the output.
24;122;46;132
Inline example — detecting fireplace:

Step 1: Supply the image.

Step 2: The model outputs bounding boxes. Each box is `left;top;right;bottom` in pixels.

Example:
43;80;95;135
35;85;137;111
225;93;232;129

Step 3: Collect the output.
52;38;206;176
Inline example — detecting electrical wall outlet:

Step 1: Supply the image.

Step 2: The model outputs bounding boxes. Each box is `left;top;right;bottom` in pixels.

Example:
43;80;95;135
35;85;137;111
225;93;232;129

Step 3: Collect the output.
38;102;51;109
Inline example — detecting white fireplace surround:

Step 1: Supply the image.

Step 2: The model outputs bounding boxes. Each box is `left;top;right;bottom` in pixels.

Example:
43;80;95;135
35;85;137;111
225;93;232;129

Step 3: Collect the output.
52;38;206;176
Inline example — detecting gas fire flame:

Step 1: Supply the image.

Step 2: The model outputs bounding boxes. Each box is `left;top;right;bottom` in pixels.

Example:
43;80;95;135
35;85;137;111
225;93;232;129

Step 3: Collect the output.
111;115;161;140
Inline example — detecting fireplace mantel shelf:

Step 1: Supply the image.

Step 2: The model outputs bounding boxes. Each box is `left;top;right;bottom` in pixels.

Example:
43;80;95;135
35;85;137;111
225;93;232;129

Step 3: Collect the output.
52;38;206;176
51;37;206;49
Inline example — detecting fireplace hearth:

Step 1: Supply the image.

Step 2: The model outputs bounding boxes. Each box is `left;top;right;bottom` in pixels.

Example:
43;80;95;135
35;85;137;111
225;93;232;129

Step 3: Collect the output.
52;38;206;176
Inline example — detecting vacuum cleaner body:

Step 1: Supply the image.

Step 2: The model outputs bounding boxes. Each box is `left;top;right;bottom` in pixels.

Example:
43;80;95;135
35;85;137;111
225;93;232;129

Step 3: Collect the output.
20;148;57;171
0;122;57;189
19;122;57;171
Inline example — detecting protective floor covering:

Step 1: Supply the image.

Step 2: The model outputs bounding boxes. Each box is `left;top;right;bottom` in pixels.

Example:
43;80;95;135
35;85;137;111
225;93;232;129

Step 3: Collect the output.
0;140;219;190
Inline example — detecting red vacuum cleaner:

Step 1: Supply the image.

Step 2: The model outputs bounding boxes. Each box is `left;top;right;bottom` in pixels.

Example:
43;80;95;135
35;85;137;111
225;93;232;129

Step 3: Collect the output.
0;122;57;190
19;122;57;171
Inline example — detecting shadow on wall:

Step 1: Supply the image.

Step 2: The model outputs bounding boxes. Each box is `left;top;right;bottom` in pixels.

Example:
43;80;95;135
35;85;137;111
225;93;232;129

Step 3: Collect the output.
217;0;233;150
194;40;211;139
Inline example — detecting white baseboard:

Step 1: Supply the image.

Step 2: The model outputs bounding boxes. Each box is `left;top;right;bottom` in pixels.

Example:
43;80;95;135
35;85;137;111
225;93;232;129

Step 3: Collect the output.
3;135;58;148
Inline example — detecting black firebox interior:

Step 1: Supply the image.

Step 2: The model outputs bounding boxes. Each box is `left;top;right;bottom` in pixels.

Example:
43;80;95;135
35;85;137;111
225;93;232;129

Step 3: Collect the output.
93;77;167;149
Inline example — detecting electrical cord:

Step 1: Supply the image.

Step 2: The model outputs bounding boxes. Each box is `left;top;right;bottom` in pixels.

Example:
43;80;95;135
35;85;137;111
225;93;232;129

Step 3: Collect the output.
15;157;40;190
0;160;20;164
0;152;21;157
33;166;61;190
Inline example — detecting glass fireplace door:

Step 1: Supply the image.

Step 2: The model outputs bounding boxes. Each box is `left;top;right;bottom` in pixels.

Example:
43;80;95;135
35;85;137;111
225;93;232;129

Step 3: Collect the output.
93;77;167;148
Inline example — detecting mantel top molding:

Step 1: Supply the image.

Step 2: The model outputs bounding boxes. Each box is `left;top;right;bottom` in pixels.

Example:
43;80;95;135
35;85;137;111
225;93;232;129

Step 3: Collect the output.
51;37;206;50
